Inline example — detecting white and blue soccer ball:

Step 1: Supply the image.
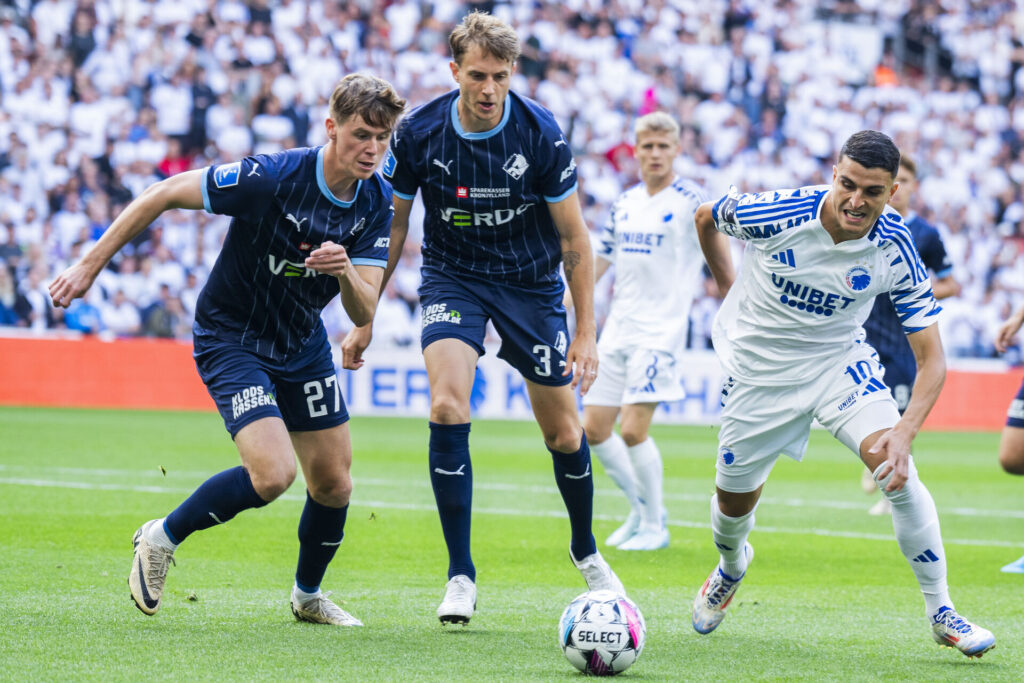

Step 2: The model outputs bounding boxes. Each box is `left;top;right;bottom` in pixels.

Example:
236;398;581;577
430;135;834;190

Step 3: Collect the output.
558;590;646;676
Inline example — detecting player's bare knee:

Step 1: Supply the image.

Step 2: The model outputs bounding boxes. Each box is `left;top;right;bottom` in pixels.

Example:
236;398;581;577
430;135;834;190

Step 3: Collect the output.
250;462;296;501
619;428;648;447
998;448;1024;475
309;476;352;507
582;419;611;445
430;394;470;424
545;425;584;454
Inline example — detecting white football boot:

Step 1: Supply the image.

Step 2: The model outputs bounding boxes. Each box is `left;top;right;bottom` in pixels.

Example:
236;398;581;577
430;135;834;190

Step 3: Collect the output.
617;524;669;551
692;543;753;634
571;549;626;596
930;606;995;658
605;509;641;547
437;574;476;624
291;589;363;626
128;520;175;615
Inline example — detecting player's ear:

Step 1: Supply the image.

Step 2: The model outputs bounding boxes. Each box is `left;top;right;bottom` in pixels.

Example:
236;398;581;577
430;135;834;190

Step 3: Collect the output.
325;117;336;141
889;181;899;200
449;60;459;83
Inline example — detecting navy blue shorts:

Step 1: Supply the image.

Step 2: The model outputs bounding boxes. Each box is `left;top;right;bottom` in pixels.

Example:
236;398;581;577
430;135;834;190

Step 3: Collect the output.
418;266;573;386
1008;377;1024;429
193;326;349;437
877;349;916;413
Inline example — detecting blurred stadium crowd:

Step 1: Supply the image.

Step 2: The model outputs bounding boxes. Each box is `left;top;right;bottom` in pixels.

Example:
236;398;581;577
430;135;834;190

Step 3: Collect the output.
1;0;1023;359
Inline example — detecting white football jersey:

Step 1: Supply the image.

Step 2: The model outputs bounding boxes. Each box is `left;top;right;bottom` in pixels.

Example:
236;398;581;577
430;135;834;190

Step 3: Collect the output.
711;185;940;386
597;177;708;355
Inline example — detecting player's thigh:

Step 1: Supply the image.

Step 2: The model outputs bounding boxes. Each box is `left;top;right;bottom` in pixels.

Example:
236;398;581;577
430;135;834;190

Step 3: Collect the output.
618;402;658;446
193;334;288;436
291;422;353;506
526;380;583;452
423;337;479;423
622;348;685;405
488;281;573;386
1000;381;1024;474
814;345;900;463
716;378;813;494
583;405;620;443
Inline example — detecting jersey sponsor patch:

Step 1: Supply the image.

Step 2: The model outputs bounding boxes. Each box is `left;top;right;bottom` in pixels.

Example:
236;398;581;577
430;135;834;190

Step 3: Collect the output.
381;149;397;178
213;162;241;188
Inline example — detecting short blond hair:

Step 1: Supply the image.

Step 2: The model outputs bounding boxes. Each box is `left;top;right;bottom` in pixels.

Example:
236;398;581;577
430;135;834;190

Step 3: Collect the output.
634;112;680;142
449;11;520;65
328;73;406;130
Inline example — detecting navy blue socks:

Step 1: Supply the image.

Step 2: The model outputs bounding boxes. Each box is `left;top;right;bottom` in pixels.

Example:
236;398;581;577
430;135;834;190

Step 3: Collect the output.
295;492;348;593
550;431;597;561
164;466;267;544
429;421;475;581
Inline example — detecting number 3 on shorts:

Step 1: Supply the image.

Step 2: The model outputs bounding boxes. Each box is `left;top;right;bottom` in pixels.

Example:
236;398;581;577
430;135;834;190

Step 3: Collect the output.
304;376;341;417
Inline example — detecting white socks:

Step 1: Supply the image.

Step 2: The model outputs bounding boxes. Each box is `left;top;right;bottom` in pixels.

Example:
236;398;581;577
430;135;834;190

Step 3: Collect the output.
591;433;641;512
629;438;664;528
710;494;755;578
873;460;953;616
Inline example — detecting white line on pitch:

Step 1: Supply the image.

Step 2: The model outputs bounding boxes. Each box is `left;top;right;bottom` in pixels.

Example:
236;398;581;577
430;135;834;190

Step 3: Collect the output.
1;463;1021;520
0;476;1019;549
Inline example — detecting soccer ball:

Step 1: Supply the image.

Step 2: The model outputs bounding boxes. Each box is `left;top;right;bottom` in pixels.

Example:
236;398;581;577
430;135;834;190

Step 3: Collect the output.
558;590;646;676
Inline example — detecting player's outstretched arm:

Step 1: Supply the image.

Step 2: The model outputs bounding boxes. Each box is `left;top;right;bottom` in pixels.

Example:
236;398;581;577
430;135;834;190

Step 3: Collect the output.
549;192;598;394
869;324;946;491
694;202;735;296
49;170;205;308
341;195;413;369
995;305;1024;354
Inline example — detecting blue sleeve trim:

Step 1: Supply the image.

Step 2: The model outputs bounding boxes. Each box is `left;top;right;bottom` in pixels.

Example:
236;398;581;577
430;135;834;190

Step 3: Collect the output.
351;258;387;268
201;167;212;212
393;189;416;201
544;183;577;203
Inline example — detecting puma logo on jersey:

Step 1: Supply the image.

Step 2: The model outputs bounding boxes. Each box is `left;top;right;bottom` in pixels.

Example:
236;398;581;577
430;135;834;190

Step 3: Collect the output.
433;464;466;476
286;213;307;231
433;158;453;175
247;163;261;177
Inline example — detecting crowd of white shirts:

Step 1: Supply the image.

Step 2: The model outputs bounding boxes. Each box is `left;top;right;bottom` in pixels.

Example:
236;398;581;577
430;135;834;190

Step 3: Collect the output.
1;0;1023;359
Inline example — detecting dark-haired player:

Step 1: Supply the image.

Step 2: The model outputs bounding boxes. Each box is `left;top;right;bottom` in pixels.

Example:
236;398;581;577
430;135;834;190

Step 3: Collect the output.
690;130;994;658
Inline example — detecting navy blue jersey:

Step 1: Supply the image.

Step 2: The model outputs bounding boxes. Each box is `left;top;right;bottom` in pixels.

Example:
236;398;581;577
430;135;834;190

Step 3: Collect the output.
196;147;392;360
381;90;577;286
863;213;953;368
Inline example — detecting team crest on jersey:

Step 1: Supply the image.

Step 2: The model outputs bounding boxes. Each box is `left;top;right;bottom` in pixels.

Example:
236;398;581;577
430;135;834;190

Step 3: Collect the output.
503;153;529;179
718;446;735;466
213;162;241;188
845;266;871;291
350;217;366;236
381;149;397;178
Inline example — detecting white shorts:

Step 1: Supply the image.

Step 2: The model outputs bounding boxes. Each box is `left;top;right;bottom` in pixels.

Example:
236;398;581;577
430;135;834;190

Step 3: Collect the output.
715;343;900;493
582;347;685;407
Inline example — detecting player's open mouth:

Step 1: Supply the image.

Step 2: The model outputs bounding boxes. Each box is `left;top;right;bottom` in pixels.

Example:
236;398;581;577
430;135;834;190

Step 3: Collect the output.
843;209;866;222
479;101;495;113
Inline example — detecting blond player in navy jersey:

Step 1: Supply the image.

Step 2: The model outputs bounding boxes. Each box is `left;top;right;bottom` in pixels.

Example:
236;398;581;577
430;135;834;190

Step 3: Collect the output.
342;12;623;625
578;112;720;551
50;74;405;626
691;130;994;658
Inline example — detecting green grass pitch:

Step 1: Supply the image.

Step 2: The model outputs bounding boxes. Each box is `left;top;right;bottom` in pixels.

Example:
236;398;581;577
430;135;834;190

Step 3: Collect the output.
1;406;1022;681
